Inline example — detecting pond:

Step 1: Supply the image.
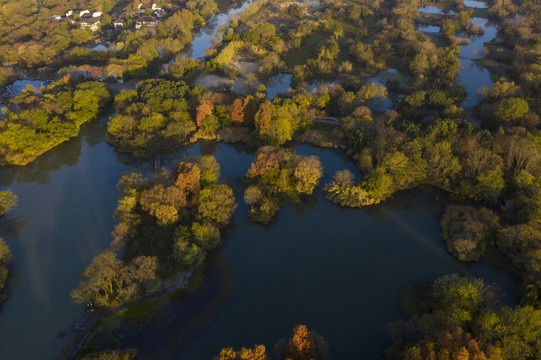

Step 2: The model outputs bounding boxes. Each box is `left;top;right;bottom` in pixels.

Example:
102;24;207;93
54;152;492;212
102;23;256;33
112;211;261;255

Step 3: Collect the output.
262;74;343;99
464;0;488;9
367;69;410;112
2;78;49;98
417;5;456;15
416;24;441;34
85;142;520;360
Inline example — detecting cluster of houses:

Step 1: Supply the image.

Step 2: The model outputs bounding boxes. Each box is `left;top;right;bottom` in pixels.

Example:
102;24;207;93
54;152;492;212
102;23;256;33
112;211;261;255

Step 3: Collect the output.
113;3;165;31
48;3;165;32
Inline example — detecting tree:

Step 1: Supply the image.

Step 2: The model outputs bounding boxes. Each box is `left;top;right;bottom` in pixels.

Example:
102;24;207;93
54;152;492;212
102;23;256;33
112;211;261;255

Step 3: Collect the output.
71;250;120;306
494;97;529;124
214;345;268;360
0;190;18;217
403;329;503;360
441;205;499;261
0;238;10;264
230;98;246;126
198;155;220;185
82;349;137;360
288;3;304;18
432;274;494;328
175;161;201;206
286;325;317;360
196;100;214;127
255;100;274;132
197;185;237;226
139;184;185;226
191;222;220;250
293;156;323;194
244;185;263;205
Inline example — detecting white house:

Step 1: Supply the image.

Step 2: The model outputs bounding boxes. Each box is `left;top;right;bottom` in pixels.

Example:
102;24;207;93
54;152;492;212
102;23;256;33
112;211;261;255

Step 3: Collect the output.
113;18;125;29
79;17;101;31
135;16;158;30
92;11;102;17
65;10;73;17
79;10;90;17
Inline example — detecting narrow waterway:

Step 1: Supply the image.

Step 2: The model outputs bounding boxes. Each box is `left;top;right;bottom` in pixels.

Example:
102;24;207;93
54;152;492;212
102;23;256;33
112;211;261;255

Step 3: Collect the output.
458;16;497;108
417;0;496;115
183;1;252;59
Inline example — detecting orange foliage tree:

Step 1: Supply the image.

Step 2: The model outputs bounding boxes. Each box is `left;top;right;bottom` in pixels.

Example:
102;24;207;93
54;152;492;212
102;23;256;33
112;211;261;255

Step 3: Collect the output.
196;100;214;127
285;325;317;360
175;162;201;207
230;98;246;126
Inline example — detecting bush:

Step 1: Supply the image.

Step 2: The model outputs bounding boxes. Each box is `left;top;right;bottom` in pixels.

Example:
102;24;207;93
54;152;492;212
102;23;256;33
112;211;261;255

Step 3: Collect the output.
441;205;499;261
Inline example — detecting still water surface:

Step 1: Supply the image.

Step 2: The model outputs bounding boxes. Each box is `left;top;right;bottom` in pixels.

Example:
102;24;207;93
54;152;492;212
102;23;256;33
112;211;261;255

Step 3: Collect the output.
0;1;515;359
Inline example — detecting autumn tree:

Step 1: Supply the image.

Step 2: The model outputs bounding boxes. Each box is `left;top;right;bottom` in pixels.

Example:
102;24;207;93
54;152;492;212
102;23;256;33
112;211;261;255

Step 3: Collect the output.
196;100;214;127
139;184;185;226
286;325;317;360
214;345;268;360
230;98;246;126
175;161;201;206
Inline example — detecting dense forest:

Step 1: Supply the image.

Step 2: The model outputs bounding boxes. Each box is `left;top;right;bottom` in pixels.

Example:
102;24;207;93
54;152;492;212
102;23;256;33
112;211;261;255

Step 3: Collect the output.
0;0;540;358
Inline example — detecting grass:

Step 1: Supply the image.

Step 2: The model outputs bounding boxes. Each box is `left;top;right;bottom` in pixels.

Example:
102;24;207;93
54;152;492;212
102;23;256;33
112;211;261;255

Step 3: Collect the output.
117;299;160;320
329;18;358;36
278;189;301;204
283;33;328;67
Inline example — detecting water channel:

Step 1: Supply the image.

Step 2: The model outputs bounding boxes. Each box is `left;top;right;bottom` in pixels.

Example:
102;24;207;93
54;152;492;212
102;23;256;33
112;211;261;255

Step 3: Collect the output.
0;1;514;359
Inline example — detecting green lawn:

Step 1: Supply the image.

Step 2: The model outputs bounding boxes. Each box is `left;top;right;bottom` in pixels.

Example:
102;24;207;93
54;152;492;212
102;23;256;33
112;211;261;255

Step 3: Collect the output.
283;33;328;67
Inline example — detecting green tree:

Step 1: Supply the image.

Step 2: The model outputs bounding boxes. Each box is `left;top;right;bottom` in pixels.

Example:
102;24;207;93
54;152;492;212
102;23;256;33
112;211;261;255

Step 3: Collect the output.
0;190;18;217
441;205;499;261
197;185;237;226
494;98;529;124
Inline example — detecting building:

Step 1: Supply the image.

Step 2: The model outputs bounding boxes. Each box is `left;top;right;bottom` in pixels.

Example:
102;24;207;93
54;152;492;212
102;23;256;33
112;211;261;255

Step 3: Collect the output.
113;18;125;29
154;8;166;18
138;3;148;14
79;17;101;32
92;11;102;17
79;10;90;17
135;16;158;30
